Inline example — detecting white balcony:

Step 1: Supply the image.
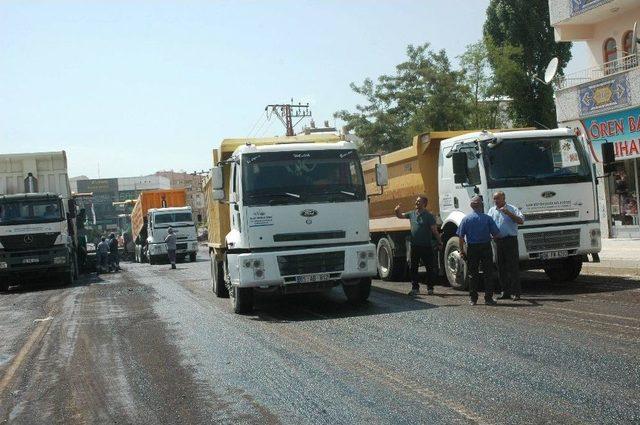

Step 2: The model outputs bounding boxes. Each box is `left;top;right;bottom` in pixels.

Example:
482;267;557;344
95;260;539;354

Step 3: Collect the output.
555;54;640;123
549;0;638;41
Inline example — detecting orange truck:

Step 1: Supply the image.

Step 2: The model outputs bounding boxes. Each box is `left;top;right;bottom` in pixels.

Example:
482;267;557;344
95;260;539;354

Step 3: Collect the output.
130;189;198;264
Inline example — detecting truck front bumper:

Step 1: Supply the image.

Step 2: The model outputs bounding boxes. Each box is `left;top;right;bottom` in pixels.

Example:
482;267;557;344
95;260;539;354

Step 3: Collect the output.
227;243;377;288
148;241;198;256
0;246;71;278
517;221;602;266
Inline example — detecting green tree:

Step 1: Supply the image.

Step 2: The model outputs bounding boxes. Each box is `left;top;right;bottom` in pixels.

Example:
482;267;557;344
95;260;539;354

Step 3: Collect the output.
335;43;470;153
483;0;572;128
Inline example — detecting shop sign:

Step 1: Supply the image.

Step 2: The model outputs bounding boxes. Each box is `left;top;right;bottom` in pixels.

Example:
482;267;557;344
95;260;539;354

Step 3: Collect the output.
579;74;630;117
571;0;612;16
582;106;640;161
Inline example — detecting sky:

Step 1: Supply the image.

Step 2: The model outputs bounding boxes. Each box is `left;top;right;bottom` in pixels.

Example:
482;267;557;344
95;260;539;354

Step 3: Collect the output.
0;0;589;179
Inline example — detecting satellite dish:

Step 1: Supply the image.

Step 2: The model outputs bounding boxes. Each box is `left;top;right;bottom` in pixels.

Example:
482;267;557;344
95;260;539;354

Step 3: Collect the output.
632;21;638;55
544;57;559;84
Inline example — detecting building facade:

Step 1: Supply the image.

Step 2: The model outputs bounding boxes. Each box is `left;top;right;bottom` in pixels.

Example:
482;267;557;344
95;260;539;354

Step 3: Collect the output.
549;0;640;238
155;171;207;224
73;174;170;230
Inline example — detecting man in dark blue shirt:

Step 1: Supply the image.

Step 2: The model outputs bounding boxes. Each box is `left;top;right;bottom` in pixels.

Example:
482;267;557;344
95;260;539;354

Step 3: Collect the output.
395;195;443;296
457;196;500;305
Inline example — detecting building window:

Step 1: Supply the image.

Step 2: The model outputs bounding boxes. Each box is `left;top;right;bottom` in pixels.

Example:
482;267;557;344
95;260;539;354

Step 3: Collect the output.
603;38;618;74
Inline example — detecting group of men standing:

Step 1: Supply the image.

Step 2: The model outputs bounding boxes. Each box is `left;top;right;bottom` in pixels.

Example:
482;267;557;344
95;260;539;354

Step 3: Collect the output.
96;233;121;274
395;191;524;305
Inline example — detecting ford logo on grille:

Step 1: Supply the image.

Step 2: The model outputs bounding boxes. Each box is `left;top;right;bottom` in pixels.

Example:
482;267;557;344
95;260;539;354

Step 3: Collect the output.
541;191;556;198
300;209;318;217
24;235;34;244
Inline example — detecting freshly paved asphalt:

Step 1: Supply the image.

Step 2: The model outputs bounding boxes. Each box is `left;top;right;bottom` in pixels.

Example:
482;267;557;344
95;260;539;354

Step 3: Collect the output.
1;248;639;424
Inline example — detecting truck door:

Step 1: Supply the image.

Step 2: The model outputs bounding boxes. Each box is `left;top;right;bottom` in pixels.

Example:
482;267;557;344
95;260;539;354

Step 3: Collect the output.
449;142;483;212
230;163;242;234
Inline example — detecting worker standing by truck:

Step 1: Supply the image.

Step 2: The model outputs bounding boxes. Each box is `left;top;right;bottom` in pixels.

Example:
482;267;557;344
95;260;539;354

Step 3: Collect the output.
395;195;443;296
96;237;110;275
165;227;177;270
458;196;500;306
488;191;524;301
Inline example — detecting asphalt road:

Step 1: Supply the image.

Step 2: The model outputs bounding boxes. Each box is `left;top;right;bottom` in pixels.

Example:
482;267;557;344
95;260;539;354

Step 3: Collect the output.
1;249;639;424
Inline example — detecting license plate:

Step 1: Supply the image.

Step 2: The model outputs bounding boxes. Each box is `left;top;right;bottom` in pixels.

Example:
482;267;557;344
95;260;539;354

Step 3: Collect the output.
539;250;569;260
22;258;40;264
295;273;331;284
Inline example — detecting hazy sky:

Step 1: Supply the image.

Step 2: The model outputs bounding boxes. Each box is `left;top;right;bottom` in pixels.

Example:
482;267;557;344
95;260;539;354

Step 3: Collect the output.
0;0;588;179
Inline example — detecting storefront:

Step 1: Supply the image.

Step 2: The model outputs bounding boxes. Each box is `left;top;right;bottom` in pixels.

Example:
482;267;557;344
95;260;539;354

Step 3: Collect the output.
583;106;640;238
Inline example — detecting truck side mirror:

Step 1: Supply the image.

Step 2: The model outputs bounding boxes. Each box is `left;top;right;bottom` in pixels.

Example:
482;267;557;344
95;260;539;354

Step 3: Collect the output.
452;152;469;184
210;166;224;190
211;189;225;201
601;142;616;173
375;163;389;187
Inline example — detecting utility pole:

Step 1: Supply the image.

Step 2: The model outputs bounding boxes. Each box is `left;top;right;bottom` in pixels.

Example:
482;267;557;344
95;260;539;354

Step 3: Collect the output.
265;100;312;136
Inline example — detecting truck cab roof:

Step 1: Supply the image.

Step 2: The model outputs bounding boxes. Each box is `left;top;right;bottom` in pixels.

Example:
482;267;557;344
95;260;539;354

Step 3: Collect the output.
0;192;62;201
233;140;357;156
148;206;192;214
440;128;575;149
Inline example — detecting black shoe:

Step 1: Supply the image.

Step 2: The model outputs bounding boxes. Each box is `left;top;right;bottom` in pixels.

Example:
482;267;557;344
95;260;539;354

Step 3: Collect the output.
171;264;176;269
485;299;498;306
498;294;511;300
469;300;477;306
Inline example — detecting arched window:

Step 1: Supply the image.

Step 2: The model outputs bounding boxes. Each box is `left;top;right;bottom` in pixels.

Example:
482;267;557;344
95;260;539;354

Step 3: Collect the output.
622;30;633;56
603;38;618;74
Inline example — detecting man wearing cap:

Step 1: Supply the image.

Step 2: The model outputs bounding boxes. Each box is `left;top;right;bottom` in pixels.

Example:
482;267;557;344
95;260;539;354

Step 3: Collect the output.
165;227;177;270
488;191;524;301
457;196;501;305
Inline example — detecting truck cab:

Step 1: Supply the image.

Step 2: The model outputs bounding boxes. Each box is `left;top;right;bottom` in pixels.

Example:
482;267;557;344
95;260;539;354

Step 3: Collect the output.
439;128;602;286
145;206;198;264
207;135;386;314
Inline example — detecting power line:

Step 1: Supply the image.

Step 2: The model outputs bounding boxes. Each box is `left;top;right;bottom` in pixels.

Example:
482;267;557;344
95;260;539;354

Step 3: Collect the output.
247;111;266;138
265;100;312;136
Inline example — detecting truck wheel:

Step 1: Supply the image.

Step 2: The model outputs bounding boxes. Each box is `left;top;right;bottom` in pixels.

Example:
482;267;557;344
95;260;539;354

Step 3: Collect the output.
376;238;407;281
343;277;372;304
231;286;253;314
62;261;76;286
544;258;583;282
0;280;9;292
444;237;468;290
148;255;156;265
190;252;197;262
211;257;229;298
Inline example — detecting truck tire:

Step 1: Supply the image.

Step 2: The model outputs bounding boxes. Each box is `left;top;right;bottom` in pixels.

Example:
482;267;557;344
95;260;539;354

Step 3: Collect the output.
148;255;157;265
211;257;229;298
444;237;468;290
231;286;253;314
343;277;372;304
190;252;197;262
376;237;407;281
0;280;9;292
544;258;583;282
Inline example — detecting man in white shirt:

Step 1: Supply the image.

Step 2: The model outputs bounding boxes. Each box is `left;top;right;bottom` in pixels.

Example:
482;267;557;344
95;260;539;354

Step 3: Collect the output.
488;191;524;301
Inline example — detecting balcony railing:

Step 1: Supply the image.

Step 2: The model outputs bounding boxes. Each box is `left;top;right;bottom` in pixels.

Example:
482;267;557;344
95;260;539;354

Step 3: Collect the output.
557;54;638;90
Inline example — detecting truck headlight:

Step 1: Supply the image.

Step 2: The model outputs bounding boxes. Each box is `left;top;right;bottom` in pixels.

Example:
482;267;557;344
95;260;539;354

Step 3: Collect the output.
242;257;265;279
0;262;7;269
590;229;601;246
54;256;67;264
357;250;375;270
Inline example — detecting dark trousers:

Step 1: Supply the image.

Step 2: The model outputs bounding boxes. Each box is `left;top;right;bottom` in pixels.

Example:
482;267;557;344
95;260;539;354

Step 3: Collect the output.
167;249;177;265
410;244;435;290
466;242;494;302
495;236;521;296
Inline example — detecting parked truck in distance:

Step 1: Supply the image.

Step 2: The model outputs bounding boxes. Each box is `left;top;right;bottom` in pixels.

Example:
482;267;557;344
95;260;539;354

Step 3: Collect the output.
130;189;198;264
204;133;388;314
366;128;613;288
0;151;78;291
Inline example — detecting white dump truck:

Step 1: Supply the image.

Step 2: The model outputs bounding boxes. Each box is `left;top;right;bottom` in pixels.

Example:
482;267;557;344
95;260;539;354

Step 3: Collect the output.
0;151;78;290
366;128;614;288
204;133;388;314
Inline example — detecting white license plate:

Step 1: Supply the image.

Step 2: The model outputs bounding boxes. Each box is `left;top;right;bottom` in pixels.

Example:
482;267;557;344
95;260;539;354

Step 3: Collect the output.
22;258;40;264
295;273;331;284
539;250;569;260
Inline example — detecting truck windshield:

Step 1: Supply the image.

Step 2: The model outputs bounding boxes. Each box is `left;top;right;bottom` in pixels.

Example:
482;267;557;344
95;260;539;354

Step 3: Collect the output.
242;149;366;206
154;212;193;227
0;198;64;225
482;137;592;188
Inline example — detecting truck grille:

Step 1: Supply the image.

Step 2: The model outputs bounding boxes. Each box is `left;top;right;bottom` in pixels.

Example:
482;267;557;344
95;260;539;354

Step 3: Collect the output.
273;231;345;242
277;251;344;276
0;233;59;252
523;210;579;221
524;229;580;252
